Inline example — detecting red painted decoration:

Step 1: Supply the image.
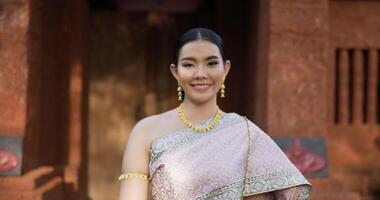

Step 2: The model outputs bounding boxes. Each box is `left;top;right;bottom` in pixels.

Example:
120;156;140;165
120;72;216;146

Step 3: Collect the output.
0;148;18;173
285;138;326;174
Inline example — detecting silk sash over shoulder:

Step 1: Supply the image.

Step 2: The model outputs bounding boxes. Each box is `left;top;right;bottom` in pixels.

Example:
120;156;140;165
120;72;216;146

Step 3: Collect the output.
148;113;312;200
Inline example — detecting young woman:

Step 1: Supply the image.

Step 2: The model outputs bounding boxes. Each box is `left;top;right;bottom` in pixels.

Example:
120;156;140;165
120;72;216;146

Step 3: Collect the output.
119;28;312;200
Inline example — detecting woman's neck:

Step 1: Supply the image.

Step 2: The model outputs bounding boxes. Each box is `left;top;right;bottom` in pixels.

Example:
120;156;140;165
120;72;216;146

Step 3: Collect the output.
180;99;220;123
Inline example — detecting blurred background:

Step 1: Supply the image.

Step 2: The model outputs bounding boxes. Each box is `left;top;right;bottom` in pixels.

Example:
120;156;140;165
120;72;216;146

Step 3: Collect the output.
0;0;379;199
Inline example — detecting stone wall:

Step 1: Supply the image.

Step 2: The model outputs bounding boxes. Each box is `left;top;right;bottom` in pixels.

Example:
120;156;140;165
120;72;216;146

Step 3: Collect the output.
0;0;88;199
266;0;329;136
263;0;380;199
328;1;380;198
0;0;29;137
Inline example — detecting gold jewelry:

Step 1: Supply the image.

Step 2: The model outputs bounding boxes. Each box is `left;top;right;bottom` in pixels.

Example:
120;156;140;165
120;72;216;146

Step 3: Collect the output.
118;173;148;181
220;81;226;98
177;103;223;133
177;84;183;101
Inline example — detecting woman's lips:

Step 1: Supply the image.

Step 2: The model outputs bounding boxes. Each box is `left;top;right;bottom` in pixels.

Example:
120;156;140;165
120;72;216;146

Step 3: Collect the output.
190;84;212;92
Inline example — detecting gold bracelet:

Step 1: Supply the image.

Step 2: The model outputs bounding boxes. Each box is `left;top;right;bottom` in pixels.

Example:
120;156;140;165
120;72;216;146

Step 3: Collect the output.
118;173;148;181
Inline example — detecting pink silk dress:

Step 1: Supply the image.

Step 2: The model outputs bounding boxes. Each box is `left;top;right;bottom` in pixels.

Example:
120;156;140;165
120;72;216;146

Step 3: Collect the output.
148;113;312;199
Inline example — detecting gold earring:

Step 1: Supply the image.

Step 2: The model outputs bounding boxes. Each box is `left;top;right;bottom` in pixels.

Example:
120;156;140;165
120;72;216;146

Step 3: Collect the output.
220;81;226;98
177;84;183;101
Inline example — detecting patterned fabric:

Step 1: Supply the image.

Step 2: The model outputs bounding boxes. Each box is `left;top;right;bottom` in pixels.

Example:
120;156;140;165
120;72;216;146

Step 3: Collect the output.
148;113;312;200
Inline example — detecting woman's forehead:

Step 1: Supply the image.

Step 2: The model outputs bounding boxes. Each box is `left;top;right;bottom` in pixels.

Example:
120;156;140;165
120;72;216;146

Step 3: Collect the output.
179;40;221;60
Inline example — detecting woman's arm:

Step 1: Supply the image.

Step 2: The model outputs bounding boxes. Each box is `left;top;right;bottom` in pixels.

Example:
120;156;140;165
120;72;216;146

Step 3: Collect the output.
119;120;151;200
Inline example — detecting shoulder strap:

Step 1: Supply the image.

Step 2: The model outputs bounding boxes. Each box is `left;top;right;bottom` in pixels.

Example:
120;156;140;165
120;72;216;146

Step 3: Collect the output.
241;116;252;199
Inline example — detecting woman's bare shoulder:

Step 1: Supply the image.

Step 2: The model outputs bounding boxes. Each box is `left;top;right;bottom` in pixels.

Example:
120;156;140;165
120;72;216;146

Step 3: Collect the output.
131;108;179;142
122;109;179;171
135;109;176;129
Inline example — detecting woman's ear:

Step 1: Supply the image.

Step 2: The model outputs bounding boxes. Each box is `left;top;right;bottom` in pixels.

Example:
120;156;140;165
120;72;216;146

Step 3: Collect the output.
169;64;179;81
223;60;231;78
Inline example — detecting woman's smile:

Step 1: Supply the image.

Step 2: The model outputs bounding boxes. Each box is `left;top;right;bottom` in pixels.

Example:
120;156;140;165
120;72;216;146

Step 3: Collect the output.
190;83;212;92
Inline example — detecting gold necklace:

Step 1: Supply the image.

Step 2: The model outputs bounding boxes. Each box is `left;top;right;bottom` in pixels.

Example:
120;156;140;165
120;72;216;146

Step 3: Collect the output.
177;103;223;133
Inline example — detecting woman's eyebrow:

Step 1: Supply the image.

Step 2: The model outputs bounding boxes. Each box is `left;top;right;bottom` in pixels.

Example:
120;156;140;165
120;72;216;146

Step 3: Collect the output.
180;55;219;61
205;55;219;60
180;57;196;61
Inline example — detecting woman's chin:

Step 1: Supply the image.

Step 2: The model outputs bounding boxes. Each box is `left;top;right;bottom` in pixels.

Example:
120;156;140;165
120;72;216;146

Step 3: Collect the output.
185;94;216;104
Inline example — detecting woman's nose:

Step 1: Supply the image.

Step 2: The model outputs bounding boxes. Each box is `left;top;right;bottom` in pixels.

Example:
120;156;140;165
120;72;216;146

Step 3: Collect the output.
194;65;207;78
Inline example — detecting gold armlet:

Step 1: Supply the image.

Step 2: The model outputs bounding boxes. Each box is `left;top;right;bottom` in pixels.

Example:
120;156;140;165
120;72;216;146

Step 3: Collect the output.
118;173;148;181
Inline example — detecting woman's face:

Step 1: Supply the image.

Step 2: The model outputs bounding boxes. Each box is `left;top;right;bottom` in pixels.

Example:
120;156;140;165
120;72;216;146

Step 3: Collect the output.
170;40;231;104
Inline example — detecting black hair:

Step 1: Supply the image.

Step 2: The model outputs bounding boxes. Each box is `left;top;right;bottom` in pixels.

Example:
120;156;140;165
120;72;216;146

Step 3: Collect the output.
174;28;225;64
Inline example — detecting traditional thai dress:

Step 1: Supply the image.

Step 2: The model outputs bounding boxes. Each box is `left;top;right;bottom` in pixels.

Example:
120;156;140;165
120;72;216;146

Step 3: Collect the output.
148;113;312;199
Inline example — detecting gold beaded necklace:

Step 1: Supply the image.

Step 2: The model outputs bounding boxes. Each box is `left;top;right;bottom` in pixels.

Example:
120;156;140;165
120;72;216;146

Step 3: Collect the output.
177;103;223;133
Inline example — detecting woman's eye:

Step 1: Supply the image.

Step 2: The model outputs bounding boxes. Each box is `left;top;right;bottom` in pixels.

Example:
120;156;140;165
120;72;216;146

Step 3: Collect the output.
208;61;219;66
183;63;193;68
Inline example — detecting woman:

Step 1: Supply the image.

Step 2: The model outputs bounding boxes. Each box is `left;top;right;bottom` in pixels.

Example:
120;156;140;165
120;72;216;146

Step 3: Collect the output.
119;28;312;200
